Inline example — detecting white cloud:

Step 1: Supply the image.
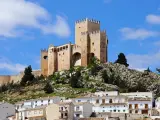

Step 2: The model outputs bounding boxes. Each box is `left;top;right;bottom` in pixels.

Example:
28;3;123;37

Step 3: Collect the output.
127;52;160;71
153;41;160;46
0;56;26;74
146;14;160;24
0;0;70;38
119;28;159;40
41;16;71;37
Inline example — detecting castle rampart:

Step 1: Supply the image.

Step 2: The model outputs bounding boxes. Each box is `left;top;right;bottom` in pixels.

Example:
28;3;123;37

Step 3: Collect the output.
75;18;100;24
0;18;108;83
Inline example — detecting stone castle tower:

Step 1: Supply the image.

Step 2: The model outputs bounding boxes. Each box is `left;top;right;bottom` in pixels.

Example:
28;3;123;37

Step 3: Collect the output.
41;18;108;76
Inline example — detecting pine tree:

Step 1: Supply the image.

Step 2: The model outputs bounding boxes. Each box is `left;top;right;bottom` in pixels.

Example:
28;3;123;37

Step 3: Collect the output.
145;67;152;72
156;68;160;73
70;70;81;88
44;82;53;94
115;53;129;67
102;70;109;83
20;65;35;86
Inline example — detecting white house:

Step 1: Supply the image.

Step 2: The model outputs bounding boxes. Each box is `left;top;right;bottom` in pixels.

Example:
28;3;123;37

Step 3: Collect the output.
128;97;152;116
74;92;128;114
15;96;61;120
58;102;75;120
92;95;128;113
120;92;153;99
93;103;128;113
120;92;153;116
73;102;93;119
94;91;118;97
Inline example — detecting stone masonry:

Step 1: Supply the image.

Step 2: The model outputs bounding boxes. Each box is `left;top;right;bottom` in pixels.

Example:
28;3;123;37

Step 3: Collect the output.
41;18;108;76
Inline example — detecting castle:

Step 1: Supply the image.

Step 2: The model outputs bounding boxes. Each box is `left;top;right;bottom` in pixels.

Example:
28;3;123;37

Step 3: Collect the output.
0;18;108;84
41;18;108;76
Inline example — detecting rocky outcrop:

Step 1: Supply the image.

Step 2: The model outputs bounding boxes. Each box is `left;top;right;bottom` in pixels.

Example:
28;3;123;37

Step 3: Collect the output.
53;62;160;97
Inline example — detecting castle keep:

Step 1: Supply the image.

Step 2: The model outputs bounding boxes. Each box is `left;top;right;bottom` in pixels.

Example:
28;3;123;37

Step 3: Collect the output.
41;18;108;76
0;18;108;85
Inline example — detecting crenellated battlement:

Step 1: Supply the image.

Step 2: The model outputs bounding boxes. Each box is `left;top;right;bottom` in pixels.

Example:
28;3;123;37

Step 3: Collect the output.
75;18;100;24
89;30;100;35
41;49;48;52
100;30;106;35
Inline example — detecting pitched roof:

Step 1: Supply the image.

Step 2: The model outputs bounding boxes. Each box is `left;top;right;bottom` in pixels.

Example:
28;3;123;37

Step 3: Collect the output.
76;94;127;99
73;102;89;105
99;103;127;106
79;118;105;120
24;105;47;111
128;97;151;101
15;96;59;104
58;102;73;105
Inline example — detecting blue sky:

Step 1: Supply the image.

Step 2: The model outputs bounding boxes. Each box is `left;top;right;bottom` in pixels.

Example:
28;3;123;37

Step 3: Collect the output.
0;0;160;75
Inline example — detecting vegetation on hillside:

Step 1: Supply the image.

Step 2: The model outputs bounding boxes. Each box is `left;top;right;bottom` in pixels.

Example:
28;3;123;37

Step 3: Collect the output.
0;53;160;104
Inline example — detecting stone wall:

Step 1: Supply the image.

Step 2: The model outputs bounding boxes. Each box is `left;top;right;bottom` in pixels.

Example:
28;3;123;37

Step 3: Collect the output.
0;76;10;85
0;70;42;86
57;43;71;71
41;49;48;76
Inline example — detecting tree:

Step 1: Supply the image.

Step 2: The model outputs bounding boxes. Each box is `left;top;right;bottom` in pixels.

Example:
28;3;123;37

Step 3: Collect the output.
44;82;54;94
70;69;81;88
144;67;152;72
20;65;35;86
156;68;160;73
115;53;129;67
102;70;109;83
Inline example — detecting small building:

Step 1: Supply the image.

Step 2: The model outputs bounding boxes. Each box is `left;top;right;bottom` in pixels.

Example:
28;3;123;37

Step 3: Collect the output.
120;92;153;116
58;102;75;120
74;92;128;114
128;97;152;115
94;103;128;113
15;96;61;109
73;102;93;119
24;106;46;120
0;102;15;120
45;103;61;120
15;96;61;120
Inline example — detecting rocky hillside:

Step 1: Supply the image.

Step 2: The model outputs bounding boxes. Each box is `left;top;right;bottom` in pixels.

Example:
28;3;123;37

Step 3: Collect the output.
55;62;160;97
0;61;160;104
